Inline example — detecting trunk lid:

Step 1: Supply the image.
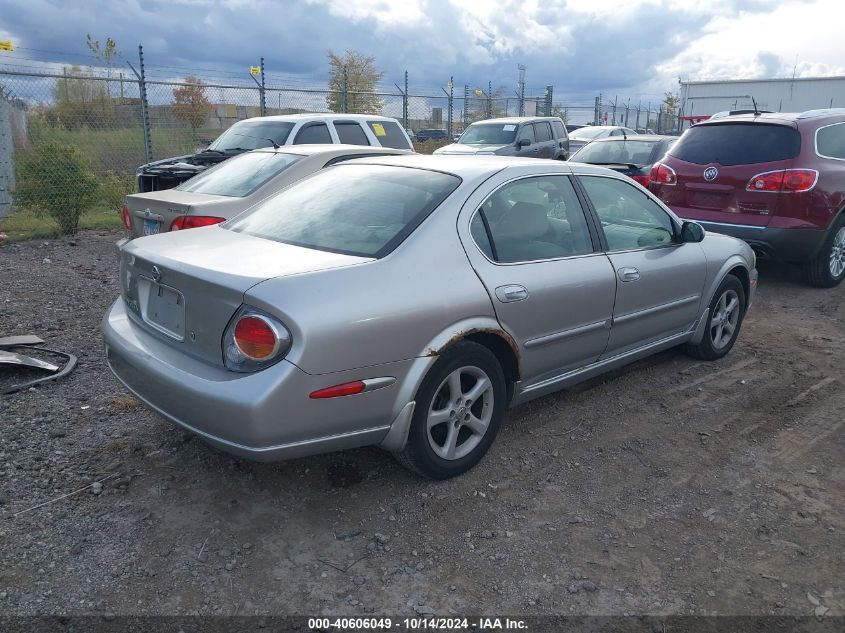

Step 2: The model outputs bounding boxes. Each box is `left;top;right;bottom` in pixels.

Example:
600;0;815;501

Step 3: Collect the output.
655;121;801;227
120;226;371;365
125;190;229;238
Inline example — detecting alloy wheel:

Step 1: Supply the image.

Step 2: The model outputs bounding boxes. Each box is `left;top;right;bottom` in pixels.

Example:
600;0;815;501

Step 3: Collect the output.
426;366;494;461
829;227;845;279
710;289;740;350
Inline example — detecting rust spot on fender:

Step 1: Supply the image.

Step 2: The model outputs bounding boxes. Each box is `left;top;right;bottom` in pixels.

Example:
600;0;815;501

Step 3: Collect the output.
426;328;522;377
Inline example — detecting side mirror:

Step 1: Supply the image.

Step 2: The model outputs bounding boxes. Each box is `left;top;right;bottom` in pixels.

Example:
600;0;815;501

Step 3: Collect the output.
517;138;531;148
680;221;705;243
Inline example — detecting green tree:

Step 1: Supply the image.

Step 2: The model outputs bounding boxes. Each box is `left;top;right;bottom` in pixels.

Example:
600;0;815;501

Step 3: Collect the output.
327;50;383;114
13;142;100;234
172;76;213;130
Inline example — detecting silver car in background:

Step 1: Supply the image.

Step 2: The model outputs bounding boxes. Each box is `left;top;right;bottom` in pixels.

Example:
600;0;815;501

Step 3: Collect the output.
122;145;411;238
434;117;569;159
568;125;638;155
103;155;757;479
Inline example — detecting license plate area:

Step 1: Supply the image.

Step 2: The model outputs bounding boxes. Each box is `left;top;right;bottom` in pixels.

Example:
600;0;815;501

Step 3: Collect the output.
137;277;185;341
143;219;161;236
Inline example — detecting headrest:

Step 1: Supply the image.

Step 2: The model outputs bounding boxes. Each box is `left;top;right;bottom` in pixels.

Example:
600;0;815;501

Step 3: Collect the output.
495;202;549;241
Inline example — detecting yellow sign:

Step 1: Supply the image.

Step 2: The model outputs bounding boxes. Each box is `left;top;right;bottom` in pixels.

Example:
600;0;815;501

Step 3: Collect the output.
0;40;13;52
474;89;483;96
249;66;260;76
371;123;386;137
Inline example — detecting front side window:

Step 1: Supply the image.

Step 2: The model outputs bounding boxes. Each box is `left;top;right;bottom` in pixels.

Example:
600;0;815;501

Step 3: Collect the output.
294;123;333;144
816;122;845;160
367;121;412;149
177;151;302;197
225;165;460;257
208;121;295;151
517;124;535;144
334;121;370;146
579;176;676;251
470;176;594;263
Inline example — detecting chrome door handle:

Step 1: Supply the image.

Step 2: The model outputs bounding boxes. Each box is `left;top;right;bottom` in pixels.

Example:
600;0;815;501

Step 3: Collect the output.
495;285;529;303
617;267;640;282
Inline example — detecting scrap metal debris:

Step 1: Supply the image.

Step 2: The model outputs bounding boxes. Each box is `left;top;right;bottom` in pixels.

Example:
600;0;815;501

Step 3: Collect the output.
0;335;77;395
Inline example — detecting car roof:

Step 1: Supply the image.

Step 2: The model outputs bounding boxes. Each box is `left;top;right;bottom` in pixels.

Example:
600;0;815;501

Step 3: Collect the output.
468;116;561;125
336;153;624;179
699;108;845;126
585;134;674;142
243;144;412;158
238;112;400;124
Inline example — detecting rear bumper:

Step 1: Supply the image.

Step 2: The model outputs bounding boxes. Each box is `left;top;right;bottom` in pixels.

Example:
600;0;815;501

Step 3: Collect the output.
696;221;826;263
102;298;416;461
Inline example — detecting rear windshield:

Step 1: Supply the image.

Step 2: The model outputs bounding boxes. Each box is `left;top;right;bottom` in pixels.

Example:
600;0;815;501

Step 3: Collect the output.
224;165;460;257
670;123;801;166
209;121;295;151
572;140;659;165
569;127;608;140
367;121;412;149
177;151;302;197
459;123;517;145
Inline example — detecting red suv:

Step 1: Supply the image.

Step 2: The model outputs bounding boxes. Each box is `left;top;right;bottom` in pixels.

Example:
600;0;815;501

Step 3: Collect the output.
650;110;845;287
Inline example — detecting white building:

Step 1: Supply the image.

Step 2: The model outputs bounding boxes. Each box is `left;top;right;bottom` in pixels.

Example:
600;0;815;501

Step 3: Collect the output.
679;76;845;125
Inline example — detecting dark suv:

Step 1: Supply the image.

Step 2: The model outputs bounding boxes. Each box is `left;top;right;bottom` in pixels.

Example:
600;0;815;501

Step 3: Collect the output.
650;110;845;287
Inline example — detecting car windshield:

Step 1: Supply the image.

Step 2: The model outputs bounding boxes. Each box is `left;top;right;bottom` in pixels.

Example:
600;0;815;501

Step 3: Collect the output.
571;140;659;165
459;123;517;145
569;127;608;140
176;151;303;197
225;165;461;257
208;121;295;151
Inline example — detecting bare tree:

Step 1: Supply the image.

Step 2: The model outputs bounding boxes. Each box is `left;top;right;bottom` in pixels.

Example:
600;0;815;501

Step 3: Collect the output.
327;50;383;114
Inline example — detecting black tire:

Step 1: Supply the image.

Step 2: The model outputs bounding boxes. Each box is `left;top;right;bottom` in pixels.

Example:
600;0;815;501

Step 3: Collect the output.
804;214;845;288
395;341;506;479
684;274;746;361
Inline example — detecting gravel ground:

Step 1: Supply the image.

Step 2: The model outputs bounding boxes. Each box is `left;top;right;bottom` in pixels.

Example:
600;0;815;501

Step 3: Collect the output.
0;230;842;618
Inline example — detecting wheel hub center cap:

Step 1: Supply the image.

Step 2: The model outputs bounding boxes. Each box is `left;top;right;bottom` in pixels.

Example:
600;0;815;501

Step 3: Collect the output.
457;406;467;418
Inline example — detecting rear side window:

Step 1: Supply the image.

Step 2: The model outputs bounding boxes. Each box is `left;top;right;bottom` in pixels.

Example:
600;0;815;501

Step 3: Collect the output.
367;121;412;149
334;121;370;146
225;165;460;257
670;123;800;166
294;123;332;144
816;122;845;160
177;151;302;197
551;120;567;140
534;122;552;142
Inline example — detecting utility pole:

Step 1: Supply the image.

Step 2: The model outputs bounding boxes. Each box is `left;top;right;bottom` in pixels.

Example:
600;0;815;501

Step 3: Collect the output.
517;64;526;116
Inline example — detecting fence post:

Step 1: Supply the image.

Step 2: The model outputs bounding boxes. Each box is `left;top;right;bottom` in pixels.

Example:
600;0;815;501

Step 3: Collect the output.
487;81;492;119
594;95;601;126
259;56;266;116
463;85;469;129
341;66;348;113
545;85;553;117
403;70;409;131
126;45;152;164
443;77;454;138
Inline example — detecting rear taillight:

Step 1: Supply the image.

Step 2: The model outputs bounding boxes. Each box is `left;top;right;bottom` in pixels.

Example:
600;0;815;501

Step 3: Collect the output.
650;162;676;186
746;169;818;193
223;306;291;371
170;216;226;231
121;204;133;230
631;174;651;187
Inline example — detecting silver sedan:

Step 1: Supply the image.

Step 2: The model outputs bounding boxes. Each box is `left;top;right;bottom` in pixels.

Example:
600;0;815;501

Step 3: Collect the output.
103;155;757;479
122;145;411;238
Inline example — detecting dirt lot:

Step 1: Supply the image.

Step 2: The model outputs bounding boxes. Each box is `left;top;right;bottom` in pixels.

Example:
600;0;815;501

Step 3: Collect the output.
0;231;842;619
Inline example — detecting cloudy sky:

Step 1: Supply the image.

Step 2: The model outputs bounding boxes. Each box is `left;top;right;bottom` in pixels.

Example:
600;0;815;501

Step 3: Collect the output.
0;0;841;103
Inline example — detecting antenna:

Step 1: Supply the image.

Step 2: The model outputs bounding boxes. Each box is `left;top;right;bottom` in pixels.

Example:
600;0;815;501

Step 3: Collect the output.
751;96;760;116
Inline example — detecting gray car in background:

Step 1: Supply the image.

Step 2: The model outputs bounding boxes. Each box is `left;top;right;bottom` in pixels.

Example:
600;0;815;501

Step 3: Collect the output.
434;117;570;159
122;145;410;238
103;155;756;479
568;125;638;154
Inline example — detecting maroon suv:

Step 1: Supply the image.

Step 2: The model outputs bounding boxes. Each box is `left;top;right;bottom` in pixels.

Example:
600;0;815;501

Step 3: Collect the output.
650;110;845;287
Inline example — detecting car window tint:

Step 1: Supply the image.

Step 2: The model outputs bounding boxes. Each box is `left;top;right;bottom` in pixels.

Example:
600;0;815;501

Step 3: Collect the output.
176;151;302;197
551;120;567;140
572;140;659;165
580;176;675;251
470;213;495;260
534;122;552;142
610;129;624;137
334;121;370;146
816;122;845;159
294;123;332;144
517;124;535;144
225;165;459;258
474;176;594;263
670;123;800;165
367;121;412;149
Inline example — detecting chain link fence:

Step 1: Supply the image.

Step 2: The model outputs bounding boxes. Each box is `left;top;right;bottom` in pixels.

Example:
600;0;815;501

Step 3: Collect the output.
0;55;680;239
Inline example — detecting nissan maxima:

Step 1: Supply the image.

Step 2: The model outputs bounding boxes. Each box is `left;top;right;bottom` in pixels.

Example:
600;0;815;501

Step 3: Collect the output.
103;155;757;479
